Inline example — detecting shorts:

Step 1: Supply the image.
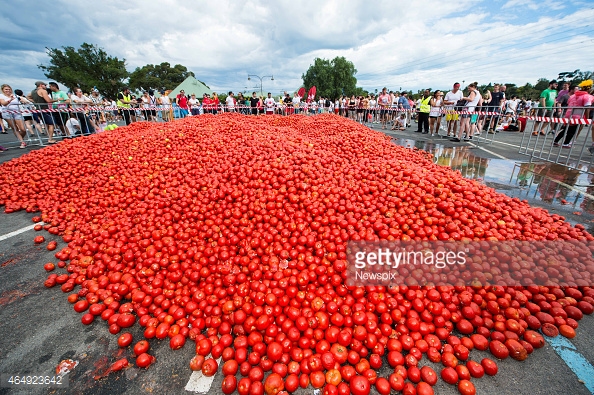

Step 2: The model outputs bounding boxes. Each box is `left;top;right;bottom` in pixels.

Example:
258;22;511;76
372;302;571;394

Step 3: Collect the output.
470;114;479;124
266;110;274;115
429;115;439;119
2;111;23;121
40;111;54;125
445;112;459;121
461;114;471;119
53;112;68;126
536;109;553;118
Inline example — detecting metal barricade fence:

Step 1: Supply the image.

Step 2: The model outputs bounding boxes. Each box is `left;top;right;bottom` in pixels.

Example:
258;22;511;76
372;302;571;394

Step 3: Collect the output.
517;106;594;173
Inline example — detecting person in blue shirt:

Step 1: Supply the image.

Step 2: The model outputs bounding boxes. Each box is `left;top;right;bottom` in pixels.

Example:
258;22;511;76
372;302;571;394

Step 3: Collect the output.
398;92;411;127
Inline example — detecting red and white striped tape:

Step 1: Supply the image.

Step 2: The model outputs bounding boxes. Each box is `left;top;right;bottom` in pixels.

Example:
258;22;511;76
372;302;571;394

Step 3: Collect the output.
3;105;592;125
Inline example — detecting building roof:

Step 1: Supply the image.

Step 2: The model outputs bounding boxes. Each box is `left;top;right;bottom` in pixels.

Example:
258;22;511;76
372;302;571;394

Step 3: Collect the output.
168;76;212;98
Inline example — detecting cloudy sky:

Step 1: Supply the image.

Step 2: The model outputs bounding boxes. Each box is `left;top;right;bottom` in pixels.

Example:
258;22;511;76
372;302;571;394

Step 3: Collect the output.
1;0;592;96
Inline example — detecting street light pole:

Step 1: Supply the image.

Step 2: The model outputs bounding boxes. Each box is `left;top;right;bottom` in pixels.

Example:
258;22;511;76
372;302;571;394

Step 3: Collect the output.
248;74;274;97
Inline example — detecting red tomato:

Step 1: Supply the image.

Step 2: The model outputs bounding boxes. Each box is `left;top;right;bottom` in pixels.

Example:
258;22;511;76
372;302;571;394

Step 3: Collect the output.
350;375;371;395
458;379;476;395
133;340;150;356
202;358;218;377
136;353;155;368
117;333;133;348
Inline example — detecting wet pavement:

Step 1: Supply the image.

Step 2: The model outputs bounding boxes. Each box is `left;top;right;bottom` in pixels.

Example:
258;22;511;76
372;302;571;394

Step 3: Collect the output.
1;117;594;395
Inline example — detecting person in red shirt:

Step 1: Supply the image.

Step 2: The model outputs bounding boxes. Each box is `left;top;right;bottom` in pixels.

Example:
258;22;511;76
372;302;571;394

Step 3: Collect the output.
176;90;189;117
202;94;212;114
212;92;220;114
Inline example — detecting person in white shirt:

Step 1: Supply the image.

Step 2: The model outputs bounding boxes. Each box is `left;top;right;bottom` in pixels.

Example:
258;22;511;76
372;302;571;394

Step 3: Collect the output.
292;93;301;114
502;95;519;124
369;95;377;123
0;84;28;148
188;94;200;116
65;113;81;136
226;91;236;112
70;88;97;134
158;91;171;121
443;82;463;137
264;92;276;115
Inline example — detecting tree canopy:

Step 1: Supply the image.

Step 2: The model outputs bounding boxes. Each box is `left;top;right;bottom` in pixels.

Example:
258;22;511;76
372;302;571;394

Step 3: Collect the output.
302;57;359;99
128;62;195;92
38;43;129;99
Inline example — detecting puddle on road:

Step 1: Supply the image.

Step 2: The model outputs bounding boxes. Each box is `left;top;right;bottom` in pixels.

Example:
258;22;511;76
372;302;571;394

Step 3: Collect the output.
392;137;594;231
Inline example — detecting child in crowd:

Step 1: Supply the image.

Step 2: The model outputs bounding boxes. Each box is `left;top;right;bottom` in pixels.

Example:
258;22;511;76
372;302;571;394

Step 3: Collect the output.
392;113;406;131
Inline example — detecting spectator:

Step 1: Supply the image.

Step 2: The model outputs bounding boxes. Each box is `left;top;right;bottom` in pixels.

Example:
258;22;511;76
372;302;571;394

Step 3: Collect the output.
147;89;158;121
176;90;189;117
48;82;70;136
70;88;97;134
486;84;505;133
237;93;246;114
226;91;236;113
377;88;390;129
189;94;201;116
369;94;377;123
444;82;463;137
502;95;519;125
117;86;136;125
398;92;411;127
429;90;444;136
292;92;301;114
532;80;558;136
356;96;364;123
158;90;171;121
416;89;431;134
392;113;407;131
557;80;592;149
264;92;276;115
348;95;357;121
282;93;292;115
212;92;221;114
28;81;56;142
90;89;106;127
452;82;480;142
0;84;28;148
202;93;213;114
250;92;259;115
14;89;44;138
65;113;81;136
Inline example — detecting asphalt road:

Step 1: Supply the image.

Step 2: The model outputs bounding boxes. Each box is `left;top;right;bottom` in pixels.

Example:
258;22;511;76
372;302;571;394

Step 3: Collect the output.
0;116;593;395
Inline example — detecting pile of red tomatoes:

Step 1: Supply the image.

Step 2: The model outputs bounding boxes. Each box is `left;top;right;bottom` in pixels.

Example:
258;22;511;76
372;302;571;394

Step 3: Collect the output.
1;113;593;395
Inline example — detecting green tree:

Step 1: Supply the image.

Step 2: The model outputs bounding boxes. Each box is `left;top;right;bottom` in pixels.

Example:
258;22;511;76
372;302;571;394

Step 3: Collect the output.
128;62;195;92
38;43;128;98
302;56;359;100
534;78;550;92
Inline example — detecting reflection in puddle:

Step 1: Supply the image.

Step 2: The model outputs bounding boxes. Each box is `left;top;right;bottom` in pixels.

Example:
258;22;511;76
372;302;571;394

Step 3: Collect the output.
391;137;594;225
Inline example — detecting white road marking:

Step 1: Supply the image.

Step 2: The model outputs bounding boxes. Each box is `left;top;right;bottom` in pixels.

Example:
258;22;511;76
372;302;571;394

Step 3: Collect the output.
0;224;40;242
185;357;222;393
467;142;508;160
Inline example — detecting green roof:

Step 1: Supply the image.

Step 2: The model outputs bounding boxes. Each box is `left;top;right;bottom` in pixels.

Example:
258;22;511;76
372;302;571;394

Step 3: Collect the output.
168;76;212;98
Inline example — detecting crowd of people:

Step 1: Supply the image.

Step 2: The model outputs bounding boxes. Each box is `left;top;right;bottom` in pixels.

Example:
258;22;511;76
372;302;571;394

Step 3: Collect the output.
0;79;592;153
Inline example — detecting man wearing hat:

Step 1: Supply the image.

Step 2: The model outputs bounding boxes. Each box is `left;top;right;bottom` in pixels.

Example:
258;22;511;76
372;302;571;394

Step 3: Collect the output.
27;81;57;143
532;80;558;136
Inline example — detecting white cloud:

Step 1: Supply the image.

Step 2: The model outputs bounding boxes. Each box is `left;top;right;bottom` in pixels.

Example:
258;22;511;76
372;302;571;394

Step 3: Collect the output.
0;0;591;95
502;0;565;10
